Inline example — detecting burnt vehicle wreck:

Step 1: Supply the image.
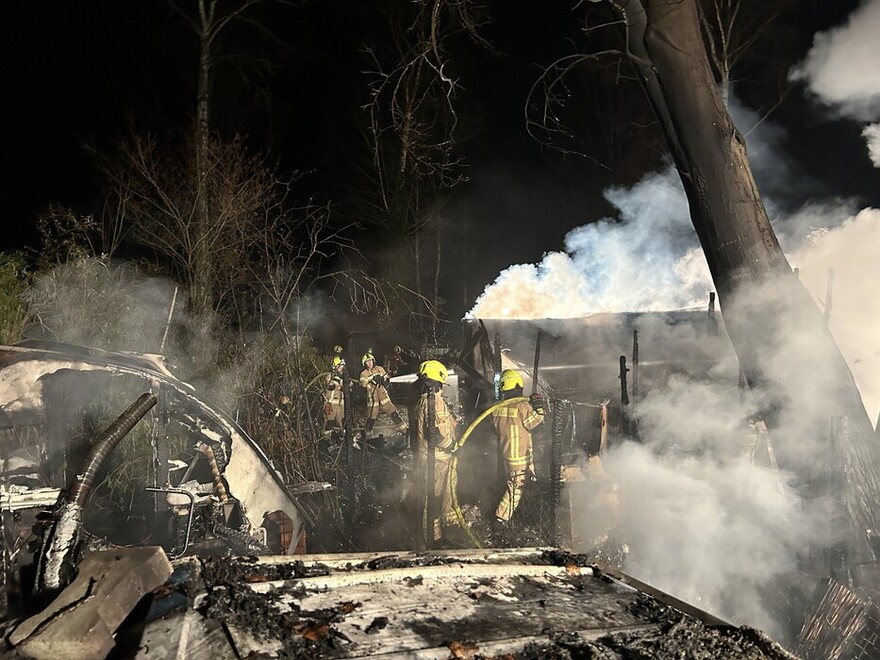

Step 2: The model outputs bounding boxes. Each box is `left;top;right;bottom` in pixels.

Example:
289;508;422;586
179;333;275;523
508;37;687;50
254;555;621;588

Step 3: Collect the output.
0;341;305;618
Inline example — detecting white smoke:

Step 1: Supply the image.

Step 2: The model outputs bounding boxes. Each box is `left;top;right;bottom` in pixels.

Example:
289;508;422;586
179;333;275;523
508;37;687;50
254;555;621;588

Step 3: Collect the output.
788;208;880;424
467;168;712;318
792;0;880;164
603;438;825;639
470;4;880;638
863;123;880;166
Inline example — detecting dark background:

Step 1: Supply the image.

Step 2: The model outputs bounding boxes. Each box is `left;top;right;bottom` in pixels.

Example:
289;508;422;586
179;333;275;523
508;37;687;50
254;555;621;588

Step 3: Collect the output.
2;1;875;320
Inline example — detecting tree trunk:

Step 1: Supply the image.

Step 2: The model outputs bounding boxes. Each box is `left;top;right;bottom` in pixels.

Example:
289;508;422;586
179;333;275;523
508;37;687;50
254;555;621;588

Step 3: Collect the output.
613;0;880;594
193;0;214;315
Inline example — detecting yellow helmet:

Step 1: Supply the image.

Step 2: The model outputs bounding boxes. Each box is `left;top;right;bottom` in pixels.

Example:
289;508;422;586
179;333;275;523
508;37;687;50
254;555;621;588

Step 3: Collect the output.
499;369;524;392
419;359;448;384
332;356;345;368
362;351;375;366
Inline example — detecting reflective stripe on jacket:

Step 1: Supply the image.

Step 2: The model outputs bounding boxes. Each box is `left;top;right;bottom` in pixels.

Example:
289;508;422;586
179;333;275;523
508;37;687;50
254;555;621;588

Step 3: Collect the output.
416;391;456;453
325;373;344;405
360;365;393;409
492;399;543;470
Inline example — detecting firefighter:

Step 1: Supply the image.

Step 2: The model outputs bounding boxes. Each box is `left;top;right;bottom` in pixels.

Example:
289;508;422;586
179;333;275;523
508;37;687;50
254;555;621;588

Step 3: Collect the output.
359;350;406;434
414;359;458;542
492;369;545;529
384;345;405;377
323;356;346;432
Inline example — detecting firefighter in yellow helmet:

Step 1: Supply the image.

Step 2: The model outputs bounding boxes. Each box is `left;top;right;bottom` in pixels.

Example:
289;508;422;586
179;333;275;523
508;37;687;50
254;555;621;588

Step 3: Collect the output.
359;350;406;434
414;359;458;543
492;369;545;528
323;356;346;432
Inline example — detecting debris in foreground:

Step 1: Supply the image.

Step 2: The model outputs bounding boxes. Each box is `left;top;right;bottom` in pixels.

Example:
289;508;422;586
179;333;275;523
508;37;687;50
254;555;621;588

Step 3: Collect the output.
113;548;797;659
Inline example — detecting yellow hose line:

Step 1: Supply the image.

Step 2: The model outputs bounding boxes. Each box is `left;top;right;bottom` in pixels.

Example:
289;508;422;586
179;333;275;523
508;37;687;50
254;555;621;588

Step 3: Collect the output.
449;397;527;549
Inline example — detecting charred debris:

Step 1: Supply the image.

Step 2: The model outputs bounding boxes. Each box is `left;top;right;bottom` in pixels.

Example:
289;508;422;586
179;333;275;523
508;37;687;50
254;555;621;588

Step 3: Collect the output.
0;306;877;658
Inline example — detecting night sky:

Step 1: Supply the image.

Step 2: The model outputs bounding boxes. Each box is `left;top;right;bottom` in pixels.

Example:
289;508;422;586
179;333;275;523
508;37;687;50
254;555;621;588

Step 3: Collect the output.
3;1;875;318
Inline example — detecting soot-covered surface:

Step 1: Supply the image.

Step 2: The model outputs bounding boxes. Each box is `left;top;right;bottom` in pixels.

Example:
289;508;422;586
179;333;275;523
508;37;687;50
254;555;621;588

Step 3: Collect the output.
126;548;798;659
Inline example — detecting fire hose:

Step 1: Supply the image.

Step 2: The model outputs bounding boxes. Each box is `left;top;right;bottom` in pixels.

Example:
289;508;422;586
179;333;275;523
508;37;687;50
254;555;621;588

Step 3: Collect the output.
448;396;528;549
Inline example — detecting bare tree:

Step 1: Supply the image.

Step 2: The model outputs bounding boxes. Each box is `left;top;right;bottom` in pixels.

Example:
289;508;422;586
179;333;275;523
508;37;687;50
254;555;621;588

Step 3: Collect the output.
359;0;490;337
697;0;794;108
169;0;289;313
600;0;880;606
106;133;280;322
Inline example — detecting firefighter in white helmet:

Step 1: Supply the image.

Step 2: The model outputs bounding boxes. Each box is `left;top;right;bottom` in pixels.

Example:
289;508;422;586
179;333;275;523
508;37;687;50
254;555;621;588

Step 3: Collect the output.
414;359;458;543
492;369;545;529
359;350;406;434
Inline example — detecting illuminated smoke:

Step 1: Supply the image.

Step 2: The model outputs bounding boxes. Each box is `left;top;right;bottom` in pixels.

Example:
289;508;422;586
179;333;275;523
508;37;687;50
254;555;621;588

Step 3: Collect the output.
792;0;880;165
467;168;712;318
788;208;880;423
472;5;880;635
863;123;880;166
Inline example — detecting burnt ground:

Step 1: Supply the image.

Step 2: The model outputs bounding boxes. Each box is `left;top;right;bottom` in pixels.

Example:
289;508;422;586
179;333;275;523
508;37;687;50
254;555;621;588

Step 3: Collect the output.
179;552;800;660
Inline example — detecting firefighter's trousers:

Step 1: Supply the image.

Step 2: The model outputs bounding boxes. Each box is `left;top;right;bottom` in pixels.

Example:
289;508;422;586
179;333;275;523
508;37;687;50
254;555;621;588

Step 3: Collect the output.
495;468;527;523
415;449;456;541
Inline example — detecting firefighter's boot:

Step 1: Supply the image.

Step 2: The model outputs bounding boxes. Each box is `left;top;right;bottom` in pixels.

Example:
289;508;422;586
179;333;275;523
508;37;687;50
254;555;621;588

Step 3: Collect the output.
390;411;407;433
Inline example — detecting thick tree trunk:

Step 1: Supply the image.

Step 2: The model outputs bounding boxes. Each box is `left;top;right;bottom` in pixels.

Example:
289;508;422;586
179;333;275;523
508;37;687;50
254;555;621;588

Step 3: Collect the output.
613;0;880;596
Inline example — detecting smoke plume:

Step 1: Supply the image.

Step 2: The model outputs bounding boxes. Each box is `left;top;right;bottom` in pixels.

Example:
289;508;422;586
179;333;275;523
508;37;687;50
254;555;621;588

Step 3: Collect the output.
792;0;880;164
467;168;711;318
863;123;880;166
788;209;880;423
470;3;880;639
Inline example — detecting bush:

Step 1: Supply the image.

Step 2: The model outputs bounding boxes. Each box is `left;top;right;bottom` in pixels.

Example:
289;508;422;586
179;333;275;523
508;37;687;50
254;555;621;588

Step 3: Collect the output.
0;252;30;345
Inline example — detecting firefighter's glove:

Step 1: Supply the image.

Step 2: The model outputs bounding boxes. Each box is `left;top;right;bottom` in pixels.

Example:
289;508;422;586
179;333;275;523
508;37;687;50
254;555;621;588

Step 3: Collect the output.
326;382;336;391
371;373;384;385
528;392;546;414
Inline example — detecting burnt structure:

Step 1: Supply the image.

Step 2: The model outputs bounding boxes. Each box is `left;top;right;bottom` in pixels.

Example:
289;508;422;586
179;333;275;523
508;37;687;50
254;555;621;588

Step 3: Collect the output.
0;341;305;617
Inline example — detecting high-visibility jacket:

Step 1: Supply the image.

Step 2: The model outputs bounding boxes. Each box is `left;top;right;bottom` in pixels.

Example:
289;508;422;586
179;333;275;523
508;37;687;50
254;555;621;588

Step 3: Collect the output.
492;399;543;471
325;373;344;405
416;390;456;453
324;373;345;427
415;390;457;537
359;365;396;418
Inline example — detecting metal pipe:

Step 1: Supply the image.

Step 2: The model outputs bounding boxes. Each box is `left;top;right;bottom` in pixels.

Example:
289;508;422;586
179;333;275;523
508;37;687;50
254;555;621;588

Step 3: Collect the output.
494;332;502;401
707;291;718;336
426;388;436;549
342;375;355;546
145;486;195;559
618;356;629;435
549;398;564;546
531;330;543;395
67;393;158;508
196;441;229;503
159;285;178;353
38;392;158;594
631;329;639;407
